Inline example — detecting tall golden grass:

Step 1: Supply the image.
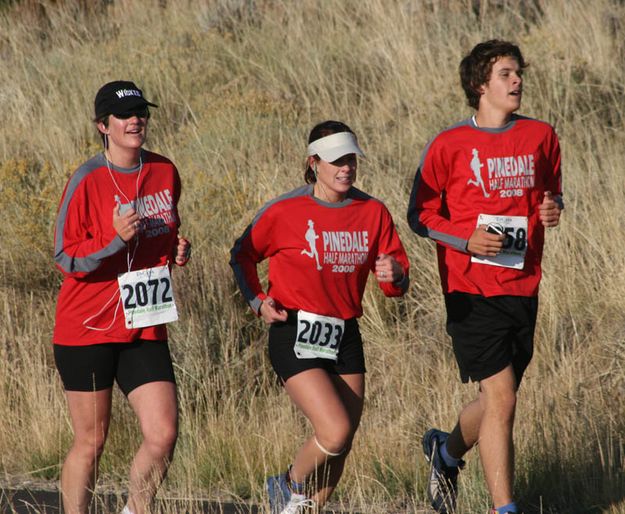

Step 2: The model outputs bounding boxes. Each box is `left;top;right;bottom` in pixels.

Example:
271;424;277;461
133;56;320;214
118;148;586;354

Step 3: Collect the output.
0;0;624;512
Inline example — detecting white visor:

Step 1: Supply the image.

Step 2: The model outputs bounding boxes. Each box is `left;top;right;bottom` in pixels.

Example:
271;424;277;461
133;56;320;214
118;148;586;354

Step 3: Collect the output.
307;132;365;162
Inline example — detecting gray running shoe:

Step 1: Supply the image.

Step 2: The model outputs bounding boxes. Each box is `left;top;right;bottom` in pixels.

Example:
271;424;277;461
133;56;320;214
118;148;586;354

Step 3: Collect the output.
266;473;291;514
422;428;465;514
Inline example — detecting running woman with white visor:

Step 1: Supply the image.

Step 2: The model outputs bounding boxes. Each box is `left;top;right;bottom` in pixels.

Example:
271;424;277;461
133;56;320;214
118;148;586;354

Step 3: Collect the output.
231;120;410;513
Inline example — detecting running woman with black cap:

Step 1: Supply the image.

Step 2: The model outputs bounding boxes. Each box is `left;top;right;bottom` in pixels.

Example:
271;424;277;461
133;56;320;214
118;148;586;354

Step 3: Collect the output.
231;120;410;514
53;80;191;514
407;40;563;514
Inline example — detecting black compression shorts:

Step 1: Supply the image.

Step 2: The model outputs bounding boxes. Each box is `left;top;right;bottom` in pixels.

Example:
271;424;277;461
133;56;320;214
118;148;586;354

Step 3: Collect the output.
444;292;538;386
54;340;176;396
268;311;366;382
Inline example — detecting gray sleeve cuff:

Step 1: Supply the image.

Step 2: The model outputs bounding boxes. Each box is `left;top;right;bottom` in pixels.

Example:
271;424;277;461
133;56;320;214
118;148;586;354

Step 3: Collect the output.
250;296;263;316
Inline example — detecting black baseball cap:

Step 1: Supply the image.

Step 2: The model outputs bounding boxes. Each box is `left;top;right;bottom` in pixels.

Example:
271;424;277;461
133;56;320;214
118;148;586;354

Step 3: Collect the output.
94;80;158;120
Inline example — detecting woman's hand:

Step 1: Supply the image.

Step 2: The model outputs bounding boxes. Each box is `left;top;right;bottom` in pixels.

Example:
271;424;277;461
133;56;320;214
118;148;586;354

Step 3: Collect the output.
375;253;404;283
175;237;191;265
113;205;141;242
259;296;288;324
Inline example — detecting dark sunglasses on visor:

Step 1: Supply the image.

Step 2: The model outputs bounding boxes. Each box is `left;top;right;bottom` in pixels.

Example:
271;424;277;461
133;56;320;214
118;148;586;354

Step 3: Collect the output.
114;107;150;119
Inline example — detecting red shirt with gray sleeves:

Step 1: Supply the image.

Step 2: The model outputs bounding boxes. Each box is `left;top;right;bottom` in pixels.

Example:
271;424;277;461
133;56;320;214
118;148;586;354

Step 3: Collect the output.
407;115;562;298
53;150;181;345
230;185;410;319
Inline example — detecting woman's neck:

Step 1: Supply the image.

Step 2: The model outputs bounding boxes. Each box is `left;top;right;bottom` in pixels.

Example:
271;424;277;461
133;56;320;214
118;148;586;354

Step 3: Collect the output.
105;145;142;168
313;183;346;203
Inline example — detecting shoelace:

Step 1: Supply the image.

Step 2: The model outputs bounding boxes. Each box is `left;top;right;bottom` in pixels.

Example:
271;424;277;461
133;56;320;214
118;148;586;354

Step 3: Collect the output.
281;494;316;514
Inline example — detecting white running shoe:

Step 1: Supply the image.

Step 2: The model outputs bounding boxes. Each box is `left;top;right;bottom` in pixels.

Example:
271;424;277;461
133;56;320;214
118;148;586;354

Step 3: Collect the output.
280;493;315;514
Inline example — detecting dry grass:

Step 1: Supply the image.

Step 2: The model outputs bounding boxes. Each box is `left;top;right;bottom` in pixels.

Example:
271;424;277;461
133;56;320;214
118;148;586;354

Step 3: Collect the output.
0;0;624;512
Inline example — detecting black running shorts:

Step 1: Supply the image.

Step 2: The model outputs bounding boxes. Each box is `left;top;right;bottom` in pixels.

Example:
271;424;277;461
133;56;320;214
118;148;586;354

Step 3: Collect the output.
54;340;176;396
268;311;366;382
444;292;538;386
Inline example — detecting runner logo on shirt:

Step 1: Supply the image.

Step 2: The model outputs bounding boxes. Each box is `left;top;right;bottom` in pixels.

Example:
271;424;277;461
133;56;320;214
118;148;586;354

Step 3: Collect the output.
115;188;178;239
301;220;370;273
301;219;323;270
486;152;535;198
467;149;490;198
321;229;369;273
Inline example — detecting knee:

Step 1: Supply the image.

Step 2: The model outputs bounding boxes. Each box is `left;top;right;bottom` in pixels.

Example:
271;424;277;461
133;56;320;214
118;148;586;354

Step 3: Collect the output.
71;431;107;462
484;388;517;421
143;423;178;457
315;418;355;455
499;388;517;416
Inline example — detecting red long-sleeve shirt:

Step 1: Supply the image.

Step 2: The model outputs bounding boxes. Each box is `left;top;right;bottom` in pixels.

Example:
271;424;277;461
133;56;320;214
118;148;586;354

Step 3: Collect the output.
231;185;410;319
407;115;562;297
53;150;181;345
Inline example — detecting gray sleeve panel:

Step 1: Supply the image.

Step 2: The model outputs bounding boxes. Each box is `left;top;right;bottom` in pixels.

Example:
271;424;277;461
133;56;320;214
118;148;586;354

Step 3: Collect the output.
447;117;474;131
409;170;469;251
249;296;263;315
248;184;312;225
428;229;468;252
407;165;429;237
229;223;262;310
54;155;127;274
230;185;312;311
54;236;127;274
407;138;436;237
407;119;472;251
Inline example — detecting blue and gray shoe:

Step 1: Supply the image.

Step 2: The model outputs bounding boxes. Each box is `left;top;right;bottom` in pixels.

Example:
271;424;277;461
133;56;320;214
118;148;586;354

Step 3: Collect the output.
422;428;465;514
266;472;291;514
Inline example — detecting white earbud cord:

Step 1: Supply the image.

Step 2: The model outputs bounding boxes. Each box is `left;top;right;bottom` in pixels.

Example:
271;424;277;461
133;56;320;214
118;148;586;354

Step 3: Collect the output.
83;152;144;331
312;162;331;203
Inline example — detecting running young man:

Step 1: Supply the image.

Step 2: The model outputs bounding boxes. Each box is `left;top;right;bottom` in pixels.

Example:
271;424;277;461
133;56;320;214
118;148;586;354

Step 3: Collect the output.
407;40;562;514
231;120;410;514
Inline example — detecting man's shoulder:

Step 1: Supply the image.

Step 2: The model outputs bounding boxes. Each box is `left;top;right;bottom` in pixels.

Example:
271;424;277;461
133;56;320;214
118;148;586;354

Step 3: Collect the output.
513;114;556;133
420;118;474;159
431;118;474;143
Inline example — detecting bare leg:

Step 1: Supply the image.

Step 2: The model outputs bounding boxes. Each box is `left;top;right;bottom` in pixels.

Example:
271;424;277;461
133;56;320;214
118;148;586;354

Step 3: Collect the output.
446;398;482;458
311;373;364;506
477;365;517;508
441;365;517;509
60;389;112;514
126;381;178;514
284;369;364;507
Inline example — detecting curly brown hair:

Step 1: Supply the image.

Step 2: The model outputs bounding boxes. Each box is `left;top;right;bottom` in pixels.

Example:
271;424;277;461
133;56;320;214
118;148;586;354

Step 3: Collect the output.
459;40;527;110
